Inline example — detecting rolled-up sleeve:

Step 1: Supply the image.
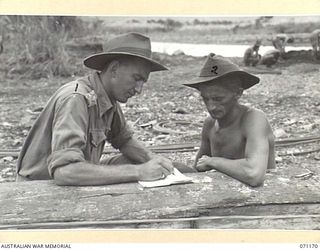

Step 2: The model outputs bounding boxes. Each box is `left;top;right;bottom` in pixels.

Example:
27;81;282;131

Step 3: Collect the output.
109;104;133;149
47;94;89;177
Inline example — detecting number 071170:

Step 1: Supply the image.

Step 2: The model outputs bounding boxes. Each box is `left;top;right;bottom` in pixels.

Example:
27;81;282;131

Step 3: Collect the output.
300;244;319;248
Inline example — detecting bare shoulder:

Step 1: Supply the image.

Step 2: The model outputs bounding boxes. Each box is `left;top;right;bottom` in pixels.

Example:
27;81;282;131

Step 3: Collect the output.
241;107;272;134
244;107;268;120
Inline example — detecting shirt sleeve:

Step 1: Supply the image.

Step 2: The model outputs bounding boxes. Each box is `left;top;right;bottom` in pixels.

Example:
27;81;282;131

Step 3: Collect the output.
108;103;134;149
47;94;89;177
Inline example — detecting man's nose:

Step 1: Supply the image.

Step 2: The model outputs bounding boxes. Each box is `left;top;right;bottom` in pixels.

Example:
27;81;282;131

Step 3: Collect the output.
134;81;144;94
206;101;217;111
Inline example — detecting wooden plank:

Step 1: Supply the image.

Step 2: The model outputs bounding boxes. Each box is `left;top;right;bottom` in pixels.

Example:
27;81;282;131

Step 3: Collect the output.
0;166;319;229
2;214;319;230
195;215;320;230
1;135;320;157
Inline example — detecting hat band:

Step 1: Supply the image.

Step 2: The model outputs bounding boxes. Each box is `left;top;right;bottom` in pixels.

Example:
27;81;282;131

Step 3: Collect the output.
108;47;152;58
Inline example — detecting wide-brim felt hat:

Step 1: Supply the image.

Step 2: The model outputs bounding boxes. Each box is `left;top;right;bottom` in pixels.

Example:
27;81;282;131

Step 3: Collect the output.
84;32;168;72
184;53;260;90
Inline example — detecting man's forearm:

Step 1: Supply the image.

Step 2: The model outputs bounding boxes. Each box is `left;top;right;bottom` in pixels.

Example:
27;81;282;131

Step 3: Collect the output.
207;157;266;187
120;138;153;163
53;154;175;186
53;161;139;186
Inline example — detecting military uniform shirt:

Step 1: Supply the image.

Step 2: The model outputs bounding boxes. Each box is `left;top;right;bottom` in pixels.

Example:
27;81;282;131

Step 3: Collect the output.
17;72;133;180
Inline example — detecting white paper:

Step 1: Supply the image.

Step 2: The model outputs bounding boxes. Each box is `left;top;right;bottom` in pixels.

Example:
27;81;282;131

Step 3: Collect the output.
139;168;193;188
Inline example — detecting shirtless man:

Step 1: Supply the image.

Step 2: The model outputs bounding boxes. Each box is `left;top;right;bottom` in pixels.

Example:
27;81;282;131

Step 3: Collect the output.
270;34;294;58
184;53;275;187
243;39;261;67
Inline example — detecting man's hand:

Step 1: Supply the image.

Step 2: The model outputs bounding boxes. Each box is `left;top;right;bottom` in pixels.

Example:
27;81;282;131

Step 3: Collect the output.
137;156;174;181
195;155;213;172
150;154;174;172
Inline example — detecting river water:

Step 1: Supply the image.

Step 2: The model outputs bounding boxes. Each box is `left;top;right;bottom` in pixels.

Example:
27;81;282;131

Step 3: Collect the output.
152;42;311;57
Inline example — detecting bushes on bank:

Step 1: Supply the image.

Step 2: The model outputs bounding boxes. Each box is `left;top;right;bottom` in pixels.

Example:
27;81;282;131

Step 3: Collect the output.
1;16;90;79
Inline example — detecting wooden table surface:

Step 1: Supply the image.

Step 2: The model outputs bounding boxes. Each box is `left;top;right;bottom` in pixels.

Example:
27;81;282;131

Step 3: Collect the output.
0;165;319;230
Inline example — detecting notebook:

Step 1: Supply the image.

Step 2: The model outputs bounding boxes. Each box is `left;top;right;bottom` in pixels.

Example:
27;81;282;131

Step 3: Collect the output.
139;168;193;188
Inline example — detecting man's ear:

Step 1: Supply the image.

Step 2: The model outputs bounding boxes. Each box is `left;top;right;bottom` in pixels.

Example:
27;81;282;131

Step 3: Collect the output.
109;60;120;78
235;88;243;100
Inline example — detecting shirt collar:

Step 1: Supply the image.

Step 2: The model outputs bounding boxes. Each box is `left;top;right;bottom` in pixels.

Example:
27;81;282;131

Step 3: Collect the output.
89;72;115;117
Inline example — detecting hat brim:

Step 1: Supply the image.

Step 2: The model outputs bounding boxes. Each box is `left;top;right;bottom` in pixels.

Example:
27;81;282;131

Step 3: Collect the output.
183;71;260;90
84;52;168;72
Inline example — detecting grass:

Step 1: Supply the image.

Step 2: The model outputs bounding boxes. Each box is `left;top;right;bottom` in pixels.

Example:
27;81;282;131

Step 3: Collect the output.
0;16;92;79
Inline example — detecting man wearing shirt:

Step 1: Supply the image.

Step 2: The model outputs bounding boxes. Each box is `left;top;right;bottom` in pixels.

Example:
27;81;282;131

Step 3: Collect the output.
17;32;174;186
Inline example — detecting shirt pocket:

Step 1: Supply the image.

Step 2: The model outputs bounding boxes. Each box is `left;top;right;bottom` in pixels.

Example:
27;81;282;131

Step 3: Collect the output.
90;129;106;147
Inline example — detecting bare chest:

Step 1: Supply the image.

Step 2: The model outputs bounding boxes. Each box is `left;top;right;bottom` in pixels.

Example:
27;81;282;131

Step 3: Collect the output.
209;125;246;159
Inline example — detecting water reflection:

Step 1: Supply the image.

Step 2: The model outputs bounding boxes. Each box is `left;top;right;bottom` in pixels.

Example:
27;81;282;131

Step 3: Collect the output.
152;42;311;57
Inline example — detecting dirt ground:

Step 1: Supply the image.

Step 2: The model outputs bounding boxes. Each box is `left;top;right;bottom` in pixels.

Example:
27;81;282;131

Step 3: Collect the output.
0;47;319;183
